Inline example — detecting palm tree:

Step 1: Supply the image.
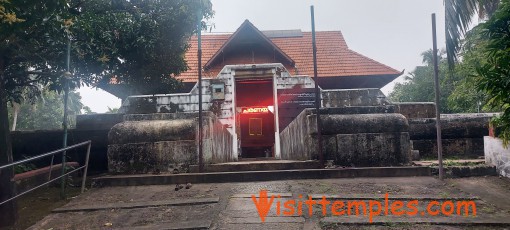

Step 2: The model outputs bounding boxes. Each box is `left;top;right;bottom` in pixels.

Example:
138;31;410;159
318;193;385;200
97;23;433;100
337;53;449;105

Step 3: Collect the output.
9;85;42;131
445;0;500;67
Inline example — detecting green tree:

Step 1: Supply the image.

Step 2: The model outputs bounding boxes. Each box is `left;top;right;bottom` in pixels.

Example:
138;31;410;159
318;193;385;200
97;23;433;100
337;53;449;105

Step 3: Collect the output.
474;0;510;145
445;0;500;67
8;84;43;131
390;50;452;113
1;0;212;226
82;106;96;114
106;106;119;114
447;25;493;113
71;0;214;95
8;90;83;130
1;0;70;225
390;49;490;113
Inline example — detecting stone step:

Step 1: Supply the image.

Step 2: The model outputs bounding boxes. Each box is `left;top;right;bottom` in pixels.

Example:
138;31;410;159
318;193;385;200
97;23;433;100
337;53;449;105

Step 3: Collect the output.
189;160;321;173
114;220;212;230
92;166;432;187
53;197;220;213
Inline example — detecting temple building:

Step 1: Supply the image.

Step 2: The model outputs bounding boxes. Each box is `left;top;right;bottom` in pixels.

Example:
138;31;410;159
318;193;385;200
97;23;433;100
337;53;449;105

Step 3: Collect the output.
109;20;419;173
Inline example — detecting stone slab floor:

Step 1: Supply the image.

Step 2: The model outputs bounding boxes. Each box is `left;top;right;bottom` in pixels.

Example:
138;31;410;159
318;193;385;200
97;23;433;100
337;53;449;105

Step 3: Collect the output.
28;176;510;229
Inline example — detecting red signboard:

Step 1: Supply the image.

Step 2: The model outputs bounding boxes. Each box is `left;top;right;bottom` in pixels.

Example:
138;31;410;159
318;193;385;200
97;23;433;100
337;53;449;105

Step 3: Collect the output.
242;107;269;114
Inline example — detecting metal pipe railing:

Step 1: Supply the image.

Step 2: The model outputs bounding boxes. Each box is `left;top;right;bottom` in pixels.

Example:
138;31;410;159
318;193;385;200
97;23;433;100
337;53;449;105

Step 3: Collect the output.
0;140;92;206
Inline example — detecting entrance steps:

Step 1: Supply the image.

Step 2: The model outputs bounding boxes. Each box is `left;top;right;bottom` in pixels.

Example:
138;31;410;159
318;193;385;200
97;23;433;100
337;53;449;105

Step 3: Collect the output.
92;166;432;187
189;159;321;173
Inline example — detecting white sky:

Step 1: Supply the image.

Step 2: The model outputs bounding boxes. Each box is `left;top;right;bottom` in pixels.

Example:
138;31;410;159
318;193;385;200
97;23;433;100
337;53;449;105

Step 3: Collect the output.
78;0;446;113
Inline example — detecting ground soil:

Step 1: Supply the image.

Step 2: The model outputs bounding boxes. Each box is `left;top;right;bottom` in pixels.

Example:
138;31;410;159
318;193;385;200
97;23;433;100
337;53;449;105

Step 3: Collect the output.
1;186;81;230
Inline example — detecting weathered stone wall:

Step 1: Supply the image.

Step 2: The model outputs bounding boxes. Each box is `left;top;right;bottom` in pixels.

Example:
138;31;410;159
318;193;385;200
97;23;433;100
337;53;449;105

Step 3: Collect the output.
313;113;411;166
393;102;435;119
107;112;234;174
412;138;484;159
279;109;315;160
10;113;125;173
107;118;197;174
322;88;389;108
408;114;495;159
280;108;412;166
203;114;235;164
316;113;408;135
11;129;110;172
333;132;411;166
485;136;510;178
76;114;124;130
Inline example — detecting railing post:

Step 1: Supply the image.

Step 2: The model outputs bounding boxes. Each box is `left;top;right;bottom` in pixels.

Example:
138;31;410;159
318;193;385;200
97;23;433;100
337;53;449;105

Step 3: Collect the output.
0;141;91;207
81;141;91;193
60;38;72;199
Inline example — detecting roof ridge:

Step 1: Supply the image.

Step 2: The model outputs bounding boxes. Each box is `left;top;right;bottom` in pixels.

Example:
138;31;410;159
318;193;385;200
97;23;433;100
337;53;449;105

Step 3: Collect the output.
204;20;295;68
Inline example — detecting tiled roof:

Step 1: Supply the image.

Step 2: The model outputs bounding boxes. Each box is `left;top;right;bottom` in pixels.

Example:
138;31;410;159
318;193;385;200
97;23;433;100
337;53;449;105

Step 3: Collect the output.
177;25;400;82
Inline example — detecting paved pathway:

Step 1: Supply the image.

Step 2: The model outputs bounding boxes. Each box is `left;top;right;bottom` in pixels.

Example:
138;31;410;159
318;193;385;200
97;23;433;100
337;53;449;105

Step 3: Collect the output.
28;177;510;229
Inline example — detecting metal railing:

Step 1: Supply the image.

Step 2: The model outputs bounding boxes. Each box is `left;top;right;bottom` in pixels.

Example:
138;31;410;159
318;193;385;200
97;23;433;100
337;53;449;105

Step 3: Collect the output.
0;140;92;206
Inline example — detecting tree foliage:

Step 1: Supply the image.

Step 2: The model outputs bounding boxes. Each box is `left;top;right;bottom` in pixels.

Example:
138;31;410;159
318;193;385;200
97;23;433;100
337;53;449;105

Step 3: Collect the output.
8;90;83;130
394;0;510;144
474;0;510;145
1;0;213;103
389;50;489;113
69;0;213;94
445;0;499;67
0;0;212;226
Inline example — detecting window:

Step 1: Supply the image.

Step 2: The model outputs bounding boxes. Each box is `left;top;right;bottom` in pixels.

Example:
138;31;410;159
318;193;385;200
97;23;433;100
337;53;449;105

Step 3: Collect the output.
249;118;262;136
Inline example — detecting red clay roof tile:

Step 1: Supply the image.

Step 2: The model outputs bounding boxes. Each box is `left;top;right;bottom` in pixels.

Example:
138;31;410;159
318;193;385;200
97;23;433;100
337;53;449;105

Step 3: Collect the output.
177;27;400;82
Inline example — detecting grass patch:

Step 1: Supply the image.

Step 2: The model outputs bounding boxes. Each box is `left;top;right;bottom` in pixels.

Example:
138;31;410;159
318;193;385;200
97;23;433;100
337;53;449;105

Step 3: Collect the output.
428;160;485;167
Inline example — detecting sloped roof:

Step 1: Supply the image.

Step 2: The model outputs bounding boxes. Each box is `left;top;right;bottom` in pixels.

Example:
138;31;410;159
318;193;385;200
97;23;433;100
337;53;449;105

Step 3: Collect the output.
177;21;401;83
204;20;294;69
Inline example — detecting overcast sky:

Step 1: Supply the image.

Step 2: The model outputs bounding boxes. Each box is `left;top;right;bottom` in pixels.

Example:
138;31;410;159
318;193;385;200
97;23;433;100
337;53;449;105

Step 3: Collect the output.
79;0;446;113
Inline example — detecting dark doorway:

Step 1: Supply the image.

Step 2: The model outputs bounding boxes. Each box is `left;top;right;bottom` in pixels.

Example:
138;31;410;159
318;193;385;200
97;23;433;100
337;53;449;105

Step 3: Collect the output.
236;78;275;158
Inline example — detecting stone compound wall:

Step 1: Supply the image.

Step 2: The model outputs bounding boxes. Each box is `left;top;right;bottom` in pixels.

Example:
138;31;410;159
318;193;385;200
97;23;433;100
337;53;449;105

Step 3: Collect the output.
11;129;110;172
11;113;124;173
393;102;436;119
322;88;390;108
110;63;495;168
389;100;495;159
107;112;234;174
485;136;510;178
280;108;411;166
409;113;496;159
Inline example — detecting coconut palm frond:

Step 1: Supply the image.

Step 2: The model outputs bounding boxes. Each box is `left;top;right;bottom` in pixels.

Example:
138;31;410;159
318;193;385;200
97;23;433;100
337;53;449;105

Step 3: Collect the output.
445;0;479;68
445;0;500;69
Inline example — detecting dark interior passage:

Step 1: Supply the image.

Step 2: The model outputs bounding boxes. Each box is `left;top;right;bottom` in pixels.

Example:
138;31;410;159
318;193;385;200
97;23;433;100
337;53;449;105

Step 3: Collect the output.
235;79;275;158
